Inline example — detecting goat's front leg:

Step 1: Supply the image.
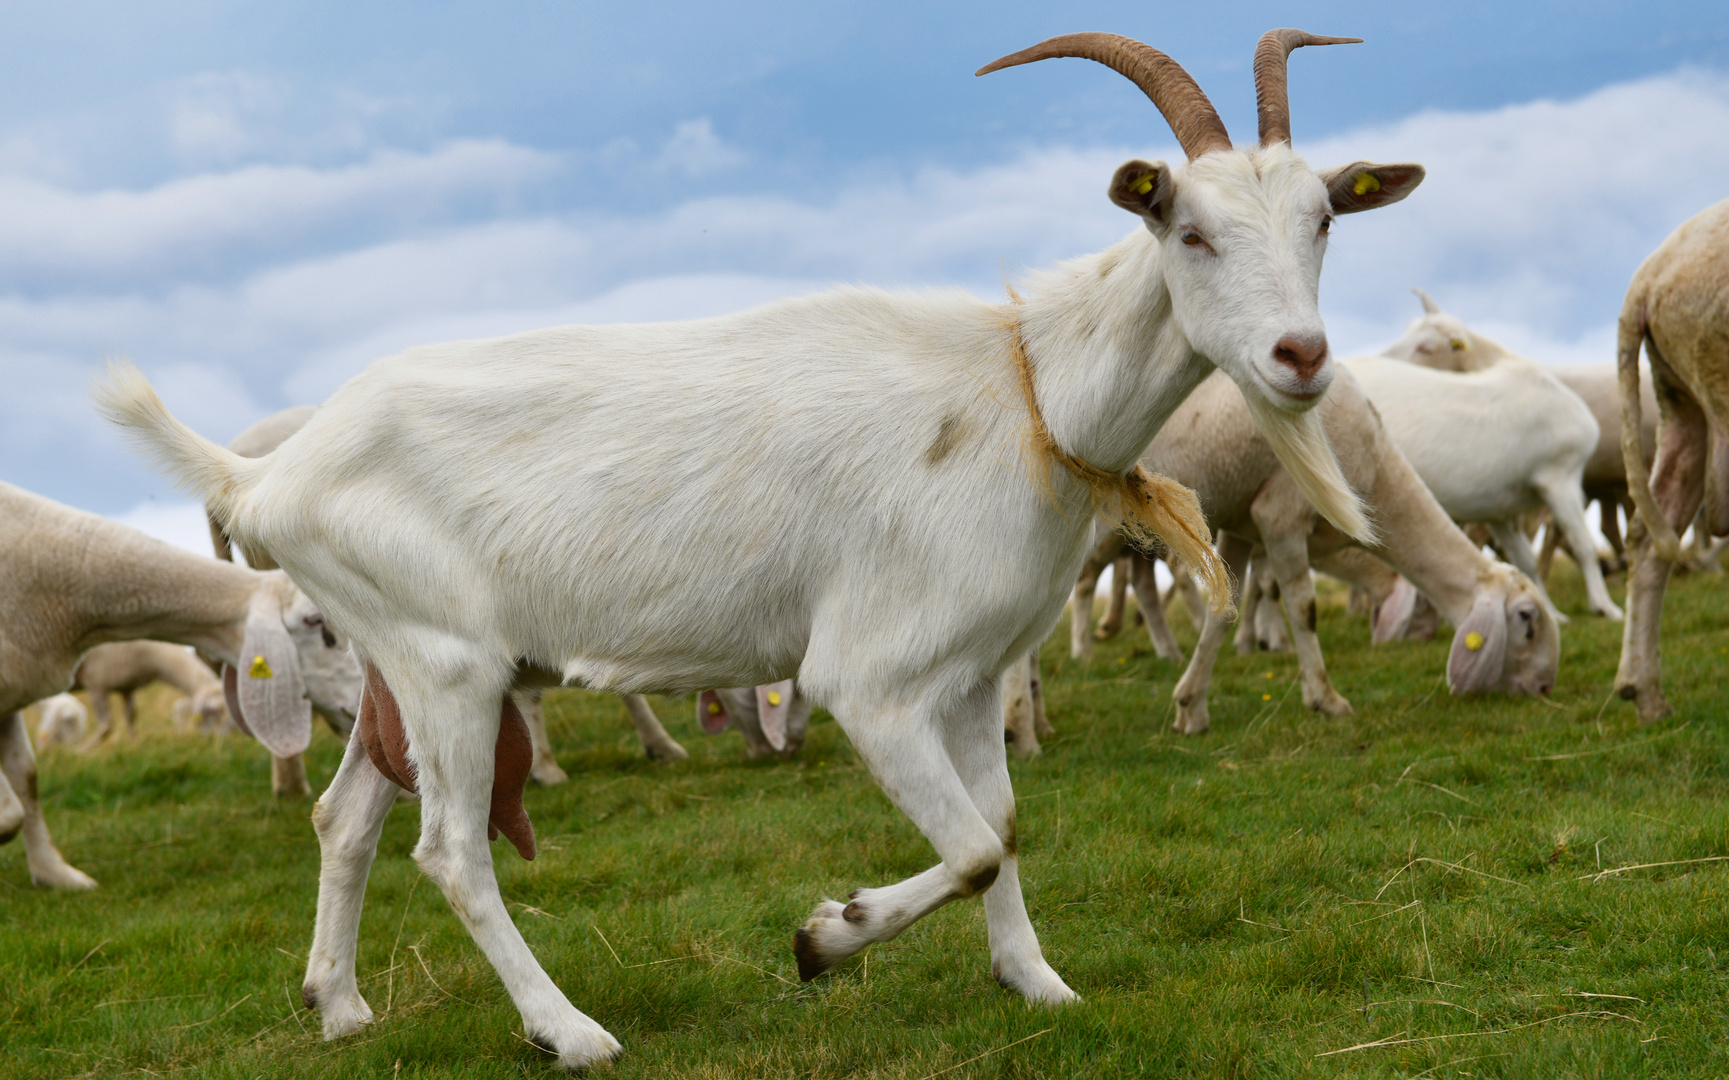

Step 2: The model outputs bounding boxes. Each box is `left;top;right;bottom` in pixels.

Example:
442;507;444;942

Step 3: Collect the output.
796;683;1068;1001
404;678;620;1069
515;690;568;785
0;711;95;889
1538;478;1624;620
1487;519;1567;625
1171;534;1252;735
303;727;401;1038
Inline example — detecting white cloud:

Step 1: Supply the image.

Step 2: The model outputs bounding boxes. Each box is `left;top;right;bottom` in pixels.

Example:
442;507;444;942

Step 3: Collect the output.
654;118;746;176
111;499;223;557
6;68;1729;514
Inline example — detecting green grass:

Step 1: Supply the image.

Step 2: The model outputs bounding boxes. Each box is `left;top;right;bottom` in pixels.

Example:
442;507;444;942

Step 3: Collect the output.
3;561;1726;1078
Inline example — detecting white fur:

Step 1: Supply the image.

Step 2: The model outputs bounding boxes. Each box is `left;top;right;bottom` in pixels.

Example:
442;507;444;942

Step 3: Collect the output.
74;641;226;740
100;137;1417;1064
34;694;88;746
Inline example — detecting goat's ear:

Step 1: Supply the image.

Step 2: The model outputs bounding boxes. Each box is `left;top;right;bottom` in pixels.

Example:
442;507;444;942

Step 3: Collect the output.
1109;159;1175;231
233;587;313;757
1320;161;1425;215
1446;592;1508;696
755;680;794;753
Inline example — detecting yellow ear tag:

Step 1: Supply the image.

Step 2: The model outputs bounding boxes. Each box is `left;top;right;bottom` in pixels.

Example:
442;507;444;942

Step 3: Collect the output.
766;691;783;707
248;655;274;678
1132;172;1156;195
707;701;722;716
1352;172;1381;196
1464;631;1484;652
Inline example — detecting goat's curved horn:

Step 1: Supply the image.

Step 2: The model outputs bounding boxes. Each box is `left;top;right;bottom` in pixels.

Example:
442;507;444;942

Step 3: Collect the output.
1254;29;1361;147
977;33;1231;160
1412;287;1441;314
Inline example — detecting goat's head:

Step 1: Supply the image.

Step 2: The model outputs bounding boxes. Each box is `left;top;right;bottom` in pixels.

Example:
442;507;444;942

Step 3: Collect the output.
980;30;1425;543
1382;289;1508;372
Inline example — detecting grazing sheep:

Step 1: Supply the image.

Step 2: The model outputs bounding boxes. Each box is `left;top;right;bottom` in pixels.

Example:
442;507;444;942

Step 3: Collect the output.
1345;344;1619;622
73;640;226;742
34;694;88;747
102;30;1423;1065
1614;199;1729;721
697;681;812;758
0;482;364;889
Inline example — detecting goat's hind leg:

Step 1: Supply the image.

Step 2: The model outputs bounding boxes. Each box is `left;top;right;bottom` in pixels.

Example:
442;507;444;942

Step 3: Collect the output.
403;677;620;1068
303;726;401;1038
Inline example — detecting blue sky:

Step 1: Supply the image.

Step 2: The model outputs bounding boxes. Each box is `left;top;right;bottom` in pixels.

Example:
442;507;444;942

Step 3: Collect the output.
4;2;1728;548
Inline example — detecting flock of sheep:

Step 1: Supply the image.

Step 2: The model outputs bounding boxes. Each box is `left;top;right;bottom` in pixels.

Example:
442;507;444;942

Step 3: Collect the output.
3;29;1725;1071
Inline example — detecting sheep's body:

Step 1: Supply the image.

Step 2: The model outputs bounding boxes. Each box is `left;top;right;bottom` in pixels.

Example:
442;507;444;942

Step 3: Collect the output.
102;38;1430;1055
1344;354;1619;621
74;640;225;741
1152;368;1556;734
1614;199;1729;721
34;694;88;746
0;482;363;888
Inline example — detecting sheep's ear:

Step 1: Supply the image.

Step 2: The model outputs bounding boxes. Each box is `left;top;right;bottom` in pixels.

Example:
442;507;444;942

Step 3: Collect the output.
1372;577;1419;644
1320;161;1425;214
233;589;313;757
755;681;794;753
1109;159;1175;231
697;689;731;734
1446;592;1508;696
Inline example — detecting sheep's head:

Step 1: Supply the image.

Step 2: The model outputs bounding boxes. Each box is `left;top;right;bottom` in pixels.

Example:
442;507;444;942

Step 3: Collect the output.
1448;566;1558;697
1382;289;1508;372
980;30;1424;545
220;573;363;757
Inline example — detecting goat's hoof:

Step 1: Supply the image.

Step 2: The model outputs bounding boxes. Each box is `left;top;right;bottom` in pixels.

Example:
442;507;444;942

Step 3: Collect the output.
30;860;96;890
523;1009;622;1071
1314;693;1353;717
313;990;374;1040
530;763;570;787
795;899;869;980
992;956;1080;1005
1173;701;1209;735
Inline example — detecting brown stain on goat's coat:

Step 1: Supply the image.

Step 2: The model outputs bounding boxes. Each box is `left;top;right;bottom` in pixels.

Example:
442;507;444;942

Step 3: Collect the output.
356;664;537;860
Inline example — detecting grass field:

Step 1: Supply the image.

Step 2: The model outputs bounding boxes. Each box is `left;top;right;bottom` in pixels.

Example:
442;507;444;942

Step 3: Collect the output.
2;560;1725;1079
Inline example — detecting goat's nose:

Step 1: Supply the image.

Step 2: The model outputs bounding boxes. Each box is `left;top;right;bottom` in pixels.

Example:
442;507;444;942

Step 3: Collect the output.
1272;334;1329;381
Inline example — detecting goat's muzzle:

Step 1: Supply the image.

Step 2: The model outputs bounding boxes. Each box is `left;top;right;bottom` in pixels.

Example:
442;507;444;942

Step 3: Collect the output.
1272;334;1329;389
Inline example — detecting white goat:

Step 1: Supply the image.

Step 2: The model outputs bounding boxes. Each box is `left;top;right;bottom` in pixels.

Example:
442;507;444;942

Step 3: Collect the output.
102;31;1422;1067
1365;295;1620;620
34;694;88;747
74;640;227;741
0;482;364;889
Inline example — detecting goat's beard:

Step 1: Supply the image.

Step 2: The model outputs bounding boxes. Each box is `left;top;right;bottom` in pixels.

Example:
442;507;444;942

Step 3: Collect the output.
1244;394;1377;546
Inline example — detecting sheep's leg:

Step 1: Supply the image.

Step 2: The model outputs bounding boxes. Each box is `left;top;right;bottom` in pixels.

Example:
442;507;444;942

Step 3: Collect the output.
1254;572;1293;654
303;729;401;1039
1617;398;1708;723
1171;534;1253;735
274;754;314;798
121;692;139;739
1539;479;1624;621
1535;509;1560;584
1167;558;1207;631
1487;519;1567;625
402;676;620;1068
84;692;115;746
1001;654;1039;757
798;683;1074;1003
1095;556;1131;641
1068;530;1123;659
0;711;95;889
1261;534;1350;716
1129;553;1184;662
514;690;568;785
1232;558;1259;656
620;694;688;761
1029;652;1052;739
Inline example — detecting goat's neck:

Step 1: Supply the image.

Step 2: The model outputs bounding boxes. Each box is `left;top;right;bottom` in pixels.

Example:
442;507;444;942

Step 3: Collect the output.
1015;231;1211;474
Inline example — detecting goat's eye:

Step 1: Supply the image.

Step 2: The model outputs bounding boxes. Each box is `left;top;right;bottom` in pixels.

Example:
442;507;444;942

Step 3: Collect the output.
1318;216;1332;236
1181;231;1206;247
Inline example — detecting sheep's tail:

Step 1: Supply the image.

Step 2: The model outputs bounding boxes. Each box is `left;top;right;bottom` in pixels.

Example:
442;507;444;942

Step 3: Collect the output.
1617;299;1680;562
92;360;265;530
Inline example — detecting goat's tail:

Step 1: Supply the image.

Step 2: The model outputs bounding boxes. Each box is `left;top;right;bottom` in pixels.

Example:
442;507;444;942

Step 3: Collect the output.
92;360;266;531
1617;298;1679;562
